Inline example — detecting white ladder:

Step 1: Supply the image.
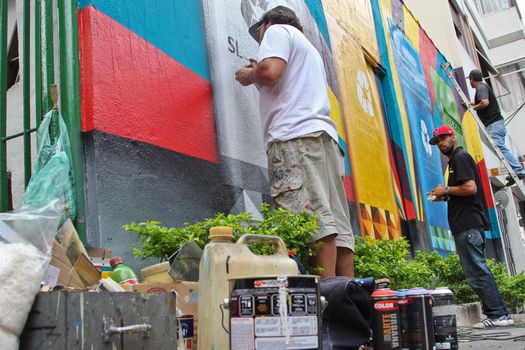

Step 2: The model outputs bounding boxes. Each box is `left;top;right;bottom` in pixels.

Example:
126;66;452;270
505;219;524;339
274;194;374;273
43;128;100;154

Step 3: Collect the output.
440;62;525;200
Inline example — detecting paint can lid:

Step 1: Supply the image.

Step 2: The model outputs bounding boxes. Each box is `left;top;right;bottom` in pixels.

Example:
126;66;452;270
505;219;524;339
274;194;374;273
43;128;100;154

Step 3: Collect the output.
407;288;430;296
431;287;454;295
372;288;396;297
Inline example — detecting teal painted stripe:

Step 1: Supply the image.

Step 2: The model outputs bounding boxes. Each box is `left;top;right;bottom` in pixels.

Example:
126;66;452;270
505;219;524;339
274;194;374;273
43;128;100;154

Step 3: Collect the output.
79;0;210;80
304;0;332;50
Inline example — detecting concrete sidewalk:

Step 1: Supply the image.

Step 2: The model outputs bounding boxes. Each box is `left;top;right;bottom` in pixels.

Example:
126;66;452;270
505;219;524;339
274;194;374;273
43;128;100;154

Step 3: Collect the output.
458;324;525;349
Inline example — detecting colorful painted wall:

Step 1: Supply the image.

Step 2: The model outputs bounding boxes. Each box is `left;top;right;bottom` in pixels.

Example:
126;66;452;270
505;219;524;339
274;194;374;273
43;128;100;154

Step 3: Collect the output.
77;0;501;268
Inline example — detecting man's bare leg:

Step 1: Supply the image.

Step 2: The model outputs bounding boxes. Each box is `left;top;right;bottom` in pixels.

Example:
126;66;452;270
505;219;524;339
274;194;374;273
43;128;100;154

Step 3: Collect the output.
336;247;354;277
310;234;337;279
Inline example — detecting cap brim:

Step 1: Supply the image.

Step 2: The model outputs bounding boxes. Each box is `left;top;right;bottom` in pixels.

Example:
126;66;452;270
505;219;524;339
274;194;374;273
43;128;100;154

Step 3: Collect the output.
249;20;264;42
429;135;439;145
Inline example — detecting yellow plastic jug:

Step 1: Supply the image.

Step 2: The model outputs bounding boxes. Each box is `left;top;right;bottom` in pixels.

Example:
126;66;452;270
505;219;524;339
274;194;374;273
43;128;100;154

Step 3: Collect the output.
197;227;299;350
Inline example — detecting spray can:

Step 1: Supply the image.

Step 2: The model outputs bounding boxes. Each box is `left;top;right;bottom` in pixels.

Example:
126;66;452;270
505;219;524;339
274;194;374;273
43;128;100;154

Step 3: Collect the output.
406;288;435;350
397;289;410;350
371;288;400;350
431;288;458;350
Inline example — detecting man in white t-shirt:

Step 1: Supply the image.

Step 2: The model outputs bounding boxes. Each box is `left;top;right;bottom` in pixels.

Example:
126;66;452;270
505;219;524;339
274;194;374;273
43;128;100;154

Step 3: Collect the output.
235;6;355;278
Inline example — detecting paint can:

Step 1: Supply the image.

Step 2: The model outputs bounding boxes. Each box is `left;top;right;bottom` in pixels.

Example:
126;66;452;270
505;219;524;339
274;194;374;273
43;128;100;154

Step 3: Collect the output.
406;288;435;350
177;315;194;350
396;289;410;350
431;288;458;350
226;275;321;350
371;288;400;350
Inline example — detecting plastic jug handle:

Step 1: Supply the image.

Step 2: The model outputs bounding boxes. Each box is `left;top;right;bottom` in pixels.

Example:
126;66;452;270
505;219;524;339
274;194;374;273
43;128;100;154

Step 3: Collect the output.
236;234;289;256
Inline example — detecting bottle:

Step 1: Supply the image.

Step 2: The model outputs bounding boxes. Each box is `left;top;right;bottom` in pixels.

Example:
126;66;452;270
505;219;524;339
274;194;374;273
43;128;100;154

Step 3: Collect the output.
110;256;138;285
198;226;299;350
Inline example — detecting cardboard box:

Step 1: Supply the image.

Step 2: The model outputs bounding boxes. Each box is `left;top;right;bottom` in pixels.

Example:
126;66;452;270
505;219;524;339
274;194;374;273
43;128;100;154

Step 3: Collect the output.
49;240;100;288
55;219;89;264
131;281;198;316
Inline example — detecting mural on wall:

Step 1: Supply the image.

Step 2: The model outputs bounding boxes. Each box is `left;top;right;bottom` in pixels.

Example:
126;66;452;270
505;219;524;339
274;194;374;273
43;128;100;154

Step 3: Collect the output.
78;0;238;269
75;0;502;267
201;0;360;231
388;20;450;252
372;0;500;254
323;2;401;240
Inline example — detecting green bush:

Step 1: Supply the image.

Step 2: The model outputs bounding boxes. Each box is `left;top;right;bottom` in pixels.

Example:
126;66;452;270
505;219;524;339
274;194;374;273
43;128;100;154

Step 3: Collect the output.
123;203;319;270
354;236;525;312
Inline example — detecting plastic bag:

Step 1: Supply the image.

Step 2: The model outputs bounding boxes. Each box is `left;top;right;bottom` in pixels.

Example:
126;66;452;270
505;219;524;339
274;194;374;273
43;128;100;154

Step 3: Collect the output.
0;200;62;349
21;110;76;220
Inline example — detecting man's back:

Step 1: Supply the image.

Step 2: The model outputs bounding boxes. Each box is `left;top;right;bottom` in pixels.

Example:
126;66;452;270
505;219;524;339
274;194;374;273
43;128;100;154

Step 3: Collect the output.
474;82;503;127
257;24;337;147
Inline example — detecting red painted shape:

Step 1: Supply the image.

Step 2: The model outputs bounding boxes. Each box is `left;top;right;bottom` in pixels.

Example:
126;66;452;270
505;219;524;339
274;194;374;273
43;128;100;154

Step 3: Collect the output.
418;28;438;109
79;6;218;163
344;175;356;202
477;159;495;208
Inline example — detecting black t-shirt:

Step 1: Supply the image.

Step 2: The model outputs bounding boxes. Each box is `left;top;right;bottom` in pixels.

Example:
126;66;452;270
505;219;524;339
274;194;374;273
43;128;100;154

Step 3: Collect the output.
447;147;489;233
475;82;503;127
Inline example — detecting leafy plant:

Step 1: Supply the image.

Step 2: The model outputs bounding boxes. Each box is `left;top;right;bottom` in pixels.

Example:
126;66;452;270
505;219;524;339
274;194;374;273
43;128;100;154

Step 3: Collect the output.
123;203;319;271
354;236;525;312
354;236;435;290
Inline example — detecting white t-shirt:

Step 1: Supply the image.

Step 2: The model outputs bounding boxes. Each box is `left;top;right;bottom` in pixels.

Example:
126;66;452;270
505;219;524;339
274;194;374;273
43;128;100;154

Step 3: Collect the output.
256;24;338;149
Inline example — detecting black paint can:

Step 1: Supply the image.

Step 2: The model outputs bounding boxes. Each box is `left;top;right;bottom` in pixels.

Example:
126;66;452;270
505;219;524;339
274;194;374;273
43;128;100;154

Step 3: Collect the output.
431;288;458;350
397;289;410;350
371;288;400;350
406;288;435;350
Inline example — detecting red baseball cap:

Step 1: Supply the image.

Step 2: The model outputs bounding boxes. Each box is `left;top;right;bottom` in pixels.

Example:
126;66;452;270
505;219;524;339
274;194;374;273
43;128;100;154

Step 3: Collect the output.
429;125;455;145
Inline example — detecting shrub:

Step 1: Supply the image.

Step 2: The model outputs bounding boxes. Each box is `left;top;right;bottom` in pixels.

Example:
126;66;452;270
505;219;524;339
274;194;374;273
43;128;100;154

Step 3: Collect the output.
123;203;319;271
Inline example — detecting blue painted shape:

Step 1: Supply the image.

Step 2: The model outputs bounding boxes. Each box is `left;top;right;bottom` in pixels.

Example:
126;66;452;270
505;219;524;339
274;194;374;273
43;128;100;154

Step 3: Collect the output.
338;137;352;176
388;19;449;232
304;0;332;50
370;0;418;217
486;208;501;239
79;0;210;80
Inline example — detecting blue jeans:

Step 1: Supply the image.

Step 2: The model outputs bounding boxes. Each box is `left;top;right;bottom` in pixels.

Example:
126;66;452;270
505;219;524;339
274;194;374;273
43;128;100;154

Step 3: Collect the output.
453;227;507;318
487;119;525;175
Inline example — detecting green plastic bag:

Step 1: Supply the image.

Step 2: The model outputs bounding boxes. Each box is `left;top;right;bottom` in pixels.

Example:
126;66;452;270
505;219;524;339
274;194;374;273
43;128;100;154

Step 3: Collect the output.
21;110;76;220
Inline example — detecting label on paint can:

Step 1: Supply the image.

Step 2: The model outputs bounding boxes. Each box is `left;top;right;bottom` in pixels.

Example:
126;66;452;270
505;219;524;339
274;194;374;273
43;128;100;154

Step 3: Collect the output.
255;335;319;349
371;289;401;350
255;316;318;336
231;318;255;350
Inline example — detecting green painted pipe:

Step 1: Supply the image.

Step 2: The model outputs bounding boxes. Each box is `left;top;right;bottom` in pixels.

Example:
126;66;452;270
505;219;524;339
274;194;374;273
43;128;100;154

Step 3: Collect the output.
58;0;86;241
0;0;8;211
34;0;42;127
22;0;31;187
41;0;54;114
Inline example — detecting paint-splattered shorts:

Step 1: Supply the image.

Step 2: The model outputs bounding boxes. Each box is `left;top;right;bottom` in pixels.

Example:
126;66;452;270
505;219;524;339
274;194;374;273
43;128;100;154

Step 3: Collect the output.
267;131;355;250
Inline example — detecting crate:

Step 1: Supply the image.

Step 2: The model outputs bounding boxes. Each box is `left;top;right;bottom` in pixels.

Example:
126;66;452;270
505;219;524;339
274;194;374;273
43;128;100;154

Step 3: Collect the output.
20;291;180;349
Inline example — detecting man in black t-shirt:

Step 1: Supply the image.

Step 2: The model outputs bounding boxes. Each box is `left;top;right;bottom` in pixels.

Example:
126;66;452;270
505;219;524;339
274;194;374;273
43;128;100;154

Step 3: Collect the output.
429;125;513;328
467;69;525;186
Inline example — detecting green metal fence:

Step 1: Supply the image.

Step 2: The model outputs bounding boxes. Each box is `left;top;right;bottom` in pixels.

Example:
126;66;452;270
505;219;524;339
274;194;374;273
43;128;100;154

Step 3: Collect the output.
0;0;85;240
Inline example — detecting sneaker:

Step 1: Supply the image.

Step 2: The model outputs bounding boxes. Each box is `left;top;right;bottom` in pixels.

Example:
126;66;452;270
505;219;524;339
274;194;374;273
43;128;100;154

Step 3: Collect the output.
472;315;512;328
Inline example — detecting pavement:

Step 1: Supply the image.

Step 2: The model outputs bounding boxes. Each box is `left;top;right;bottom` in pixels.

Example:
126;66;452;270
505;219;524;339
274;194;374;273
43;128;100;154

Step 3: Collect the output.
458;323;525;350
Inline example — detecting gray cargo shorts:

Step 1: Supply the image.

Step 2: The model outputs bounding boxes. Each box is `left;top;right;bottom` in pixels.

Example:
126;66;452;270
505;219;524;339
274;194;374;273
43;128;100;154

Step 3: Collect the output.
267;131;355;250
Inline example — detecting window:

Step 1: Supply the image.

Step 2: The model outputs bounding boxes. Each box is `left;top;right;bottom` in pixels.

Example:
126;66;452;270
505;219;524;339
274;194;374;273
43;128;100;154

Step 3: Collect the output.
474;0;511;15
449;1;479;66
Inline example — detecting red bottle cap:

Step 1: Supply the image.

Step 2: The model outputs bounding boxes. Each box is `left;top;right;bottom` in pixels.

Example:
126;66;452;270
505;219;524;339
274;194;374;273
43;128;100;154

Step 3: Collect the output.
110;256;123;268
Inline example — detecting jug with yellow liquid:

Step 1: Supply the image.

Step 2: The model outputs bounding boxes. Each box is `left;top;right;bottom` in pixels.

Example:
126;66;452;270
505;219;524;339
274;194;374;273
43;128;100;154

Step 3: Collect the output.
197;226;300;349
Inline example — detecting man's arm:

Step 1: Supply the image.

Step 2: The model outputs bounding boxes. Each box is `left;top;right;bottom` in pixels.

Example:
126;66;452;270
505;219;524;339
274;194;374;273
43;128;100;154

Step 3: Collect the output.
470;84;490;110
470;99;489;110
431;180;477;200
235;57;286;87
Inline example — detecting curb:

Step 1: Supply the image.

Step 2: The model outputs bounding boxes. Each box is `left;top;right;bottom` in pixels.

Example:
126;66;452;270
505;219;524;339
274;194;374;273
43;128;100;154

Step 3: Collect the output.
456;302;525;326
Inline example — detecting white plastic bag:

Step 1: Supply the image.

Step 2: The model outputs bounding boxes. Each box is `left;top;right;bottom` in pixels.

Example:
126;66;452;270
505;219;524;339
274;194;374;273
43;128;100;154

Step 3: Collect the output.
0;200;62;349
